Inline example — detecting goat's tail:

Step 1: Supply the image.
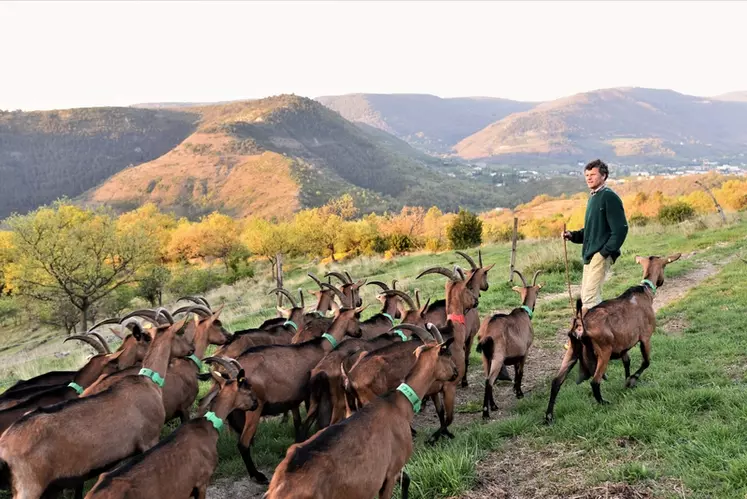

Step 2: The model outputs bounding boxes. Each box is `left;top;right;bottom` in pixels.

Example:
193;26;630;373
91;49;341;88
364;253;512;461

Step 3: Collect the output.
476;336;494;377
309;372;332;429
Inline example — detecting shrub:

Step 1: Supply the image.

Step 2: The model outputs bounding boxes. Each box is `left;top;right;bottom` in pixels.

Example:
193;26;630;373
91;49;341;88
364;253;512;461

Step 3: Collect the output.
525;256;584;276
388;233;414;253
628;213;650;227
658;202;696;225
167;265;225;296
447;208;483;249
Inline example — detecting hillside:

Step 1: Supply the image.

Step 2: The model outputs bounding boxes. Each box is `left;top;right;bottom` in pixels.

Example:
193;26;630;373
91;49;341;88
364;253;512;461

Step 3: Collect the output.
713;91;747;103
316;93;536;154
454;87;747;163
87;95;575;219
0;107;198;219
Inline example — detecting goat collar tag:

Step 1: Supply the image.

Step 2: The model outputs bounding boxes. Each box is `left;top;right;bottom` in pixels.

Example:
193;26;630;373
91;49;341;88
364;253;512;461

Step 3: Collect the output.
448;314;466;325
381;313;395;325
520;305;534;319
138;368;165;387
204;411;224;432
392;329;409;342
284;320;298;331
397;383;422;412
322;333;338;349
187;354;203;370
641;279;657;294
67;382;84;395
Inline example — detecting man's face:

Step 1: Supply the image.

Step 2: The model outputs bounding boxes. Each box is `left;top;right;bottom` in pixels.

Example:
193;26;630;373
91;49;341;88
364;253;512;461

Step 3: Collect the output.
585;167;605;190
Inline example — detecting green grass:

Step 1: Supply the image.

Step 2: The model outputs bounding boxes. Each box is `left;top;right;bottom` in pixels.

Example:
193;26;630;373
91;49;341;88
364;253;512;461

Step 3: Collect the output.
1;213;746;499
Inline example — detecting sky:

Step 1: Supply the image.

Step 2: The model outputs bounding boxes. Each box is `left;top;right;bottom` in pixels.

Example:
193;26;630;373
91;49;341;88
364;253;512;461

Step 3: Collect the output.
1;0;746;111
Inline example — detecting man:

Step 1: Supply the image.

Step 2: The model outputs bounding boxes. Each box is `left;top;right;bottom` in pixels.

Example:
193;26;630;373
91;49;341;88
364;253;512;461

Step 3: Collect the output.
562;159;629;318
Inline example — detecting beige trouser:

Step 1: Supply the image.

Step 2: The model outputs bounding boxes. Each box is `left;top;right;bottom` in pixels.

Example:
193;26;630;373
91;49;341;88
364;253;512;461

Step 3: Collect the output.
581;252;612;310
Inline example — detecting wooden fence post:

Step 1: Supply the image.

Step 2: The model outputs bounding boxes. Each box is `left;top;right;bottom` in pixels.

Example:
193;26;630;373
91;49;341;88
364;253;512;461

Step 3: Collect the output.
508;217;518;282
275;252;284;310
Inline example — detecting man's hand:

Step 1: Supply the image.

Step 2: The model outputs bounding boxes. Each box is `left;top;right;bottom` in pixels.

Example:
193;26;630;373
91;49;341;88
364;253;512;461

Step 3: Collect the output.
561;230;572;240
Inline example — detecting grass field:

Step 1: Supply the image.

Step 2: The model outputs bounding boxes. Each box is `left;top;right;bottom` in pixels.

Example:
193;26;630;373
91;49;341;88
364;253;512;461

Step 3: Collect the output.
1;212;746;498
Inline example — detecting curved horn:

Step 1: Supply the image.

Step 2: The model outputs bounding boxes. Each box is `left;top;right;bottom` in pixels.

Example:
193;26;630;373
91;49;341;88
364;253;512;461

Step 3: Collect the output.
307;273;325;289
366;281;390;291
512;270;528;287
64;335;107;355
321;282;348;303
120;310;164;327
172;305;212;318
121;317;143;332
203;356;240;378
381;290;416;311
416;266;458;281
177;296;207;307
454;265;466;281
419;296;431;315
325;272;350;285
392;279;398;290
478;249;483;268
154;307;174;324
532;270;543;286
414;289;422;309
344;271;354;283
425;323;444;343
198;296;211;309
390;323;435;342
87;317;121;334
455;251;477;270
268;288;297;308
298;288;305;309
87;332;111;354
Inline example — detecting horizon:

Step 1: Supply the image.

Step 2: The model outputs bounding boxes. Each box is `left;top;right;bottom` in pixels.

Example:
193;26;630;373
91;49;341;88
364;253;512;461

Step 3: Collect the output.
1;1;746;111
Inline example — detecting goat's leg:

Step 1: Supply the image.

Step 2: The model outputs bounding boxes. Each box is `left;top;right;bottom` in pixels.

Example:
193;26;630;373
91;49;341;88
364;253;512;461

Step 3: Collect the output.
626;338;651;388
482;352;505;419
401;470;411;499
545;346;579;425
291;405;304;442
15;482;45;499
237;404;268;484
590;346;612;405
462;333;475;388
379;475;397;499
513;358;526;399
193;485;207;499
300;401;317;439
621;351;631;380
428;386;456;444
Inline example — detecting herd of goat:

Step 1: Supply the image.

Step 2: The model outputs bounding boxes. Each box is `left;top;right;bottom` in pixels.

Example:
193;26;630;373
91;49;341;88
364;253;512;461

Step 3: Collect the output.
0;248;682;498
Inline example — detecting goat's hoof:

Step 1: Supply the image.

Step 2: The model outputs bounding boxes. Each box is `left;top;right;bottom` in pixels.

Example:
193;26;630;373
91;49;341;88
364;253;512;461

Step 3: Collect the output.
490;402;498;411
625;376;638;388
426;432;442;446
482;411;490;420
444;430;455;439
515;391;524;399
461;379;469;388
597;399;611;405
252;472;269;485
544;413;554;425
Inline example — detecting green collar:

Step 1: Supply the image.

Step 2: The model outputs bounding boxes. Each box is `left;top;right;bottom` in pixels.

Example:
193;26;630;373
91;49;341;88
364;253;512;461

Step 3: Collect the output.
187;354;203;370
392;329;409;342
139;368;165;387
520;305;533;319
641;279;657;294
381;313;395;325
67;382;84;395
396;383;422;412
322;333;338;349
284;320;298;331
204;411;224;432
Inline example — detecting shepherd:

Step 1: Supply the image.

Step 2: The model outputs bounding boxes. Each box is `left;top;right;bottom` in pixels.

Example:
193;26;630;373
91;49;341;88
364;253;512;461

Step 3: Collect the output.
561;159;629;325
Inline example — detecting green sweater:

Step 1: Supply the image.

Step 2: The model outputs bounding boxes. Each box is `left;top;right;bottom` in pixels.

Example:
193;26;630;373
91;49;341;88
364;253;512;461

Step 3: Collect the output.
569;186;629;264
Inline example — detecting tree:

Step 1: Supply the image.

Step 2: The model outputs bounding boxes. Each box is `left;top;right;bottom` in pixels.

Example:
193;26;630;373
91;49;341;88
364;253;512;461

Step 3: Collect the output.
447;208;483;249
242;217;291;274
5;200;158;332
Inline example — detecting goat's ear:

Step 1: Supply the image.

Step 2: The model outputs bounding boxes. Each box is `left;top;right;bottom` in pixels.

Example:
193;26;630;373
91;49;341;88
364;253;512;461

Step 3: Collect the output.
512;286;522;294
635;255;645;265
414;344;432;359
483;263;495;272
665;253;681;264
212;304;225;320
210;370;227;387
439;337;455;352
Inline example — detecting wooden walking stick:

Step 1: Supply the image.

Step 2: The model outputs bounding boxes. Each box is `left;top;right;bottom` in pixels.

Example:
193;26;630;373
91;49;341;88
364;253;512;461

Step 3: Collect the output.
562;223;574;311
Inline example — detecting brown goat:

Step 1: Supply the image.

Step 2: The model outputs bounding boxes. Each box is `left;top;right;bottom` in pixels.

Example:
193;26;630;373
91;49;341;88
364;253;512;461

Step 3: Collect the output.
83;364;258;499
81;306;230;424
301;288;432;436
197;305;365;484
0;328;152;435
0;317;194;499
325;271;366;308
264;323;457;499
545;253;681;424
423;250;505;386
477;269;542;419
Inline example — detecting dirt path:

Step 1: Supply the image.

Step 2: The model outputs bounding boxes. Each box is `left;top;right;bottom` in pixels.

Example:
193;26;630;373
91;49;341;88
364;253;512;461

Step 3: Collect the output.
206;257;724;499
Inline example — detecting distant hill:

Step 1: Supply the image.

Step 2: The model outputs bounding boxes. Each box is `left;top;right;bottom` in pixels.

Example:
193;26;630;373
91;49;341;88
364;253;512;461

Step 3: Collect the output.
713;91;747;103
85;95;578;220
316;93;536;154
454;87;747;163
0;107;198;219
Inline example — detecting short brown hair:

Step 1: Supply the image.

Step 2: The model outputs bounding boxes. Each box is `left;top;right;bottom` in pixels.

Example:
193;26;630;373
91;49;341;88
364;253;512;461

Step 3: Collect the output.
584;159;609;179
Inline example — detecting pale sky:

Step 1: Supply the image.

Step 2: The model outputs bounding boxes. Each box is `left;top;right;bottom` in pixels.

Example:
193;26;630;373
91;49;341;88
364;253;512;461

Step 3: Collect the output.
1;0;745;111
